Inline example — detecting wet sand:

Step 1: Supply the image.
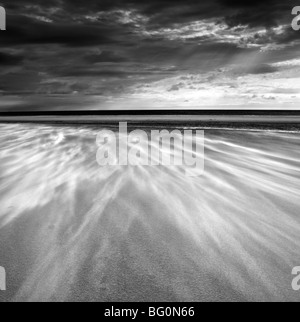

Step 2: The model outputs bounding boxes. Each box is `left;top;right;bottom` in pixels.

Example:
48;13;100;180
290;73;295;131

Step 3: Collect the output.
1;113;300;125
0;123;300;302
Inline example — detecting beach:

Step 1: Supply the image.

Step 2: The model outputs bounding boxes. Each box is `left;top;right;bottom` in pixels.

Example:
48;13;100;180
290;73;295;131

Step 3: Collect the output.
0;123;300;302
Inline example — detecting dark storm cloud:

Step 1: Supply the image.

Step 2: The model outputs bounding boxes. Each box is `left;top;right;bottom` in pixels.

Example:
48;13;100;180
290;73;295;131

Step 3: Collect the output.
3;0;296;25
0;0;299;108
1;0;297;48
84;51;128;64
57;69;156;77
223;1;292;28
0;52;24;65
1;15;121;47
277;26;300;43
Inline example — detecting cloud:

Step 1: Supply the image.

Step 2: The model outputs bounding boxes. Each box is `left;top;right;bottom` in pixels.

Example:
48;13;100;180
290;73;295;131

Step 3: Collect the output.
0;52;24;65
231;64;278;75
0;71;43;93
2;15;118;47
1;0;300;110
272;58;300;67
84;50;128;63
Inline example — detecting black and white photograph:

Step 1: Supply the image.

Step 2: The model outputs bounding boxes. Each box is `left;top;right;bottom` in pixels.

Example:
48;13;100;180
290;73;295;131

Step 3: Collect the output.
0;0;300;305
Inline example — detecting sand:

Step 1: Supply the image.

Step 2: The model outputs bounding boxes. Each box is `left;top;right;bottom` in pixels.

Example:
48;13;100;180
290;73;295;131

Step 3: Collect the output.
0;123;300;302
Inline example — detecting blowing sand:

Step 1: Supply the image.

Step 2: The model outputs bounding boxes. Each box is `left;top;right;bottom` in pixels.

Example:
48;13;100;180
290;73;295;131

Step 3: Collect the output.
0;123;300;302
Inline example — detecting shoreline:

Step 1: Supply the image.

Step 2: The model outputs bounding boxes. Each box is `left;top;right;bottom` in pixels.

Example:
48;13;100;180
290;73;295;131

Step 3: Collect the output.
1;119;300;133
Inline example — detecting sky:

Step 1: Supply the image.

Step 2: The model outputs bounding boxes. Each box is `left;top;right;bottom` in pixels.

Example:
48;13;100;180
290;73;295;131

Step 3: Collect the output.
0;0;300;110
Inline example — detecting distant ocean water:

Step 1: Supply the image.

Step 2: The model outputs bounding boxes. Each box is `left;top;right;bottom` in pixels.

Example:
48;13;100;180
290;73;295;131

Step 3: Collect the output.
0;123;300;302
